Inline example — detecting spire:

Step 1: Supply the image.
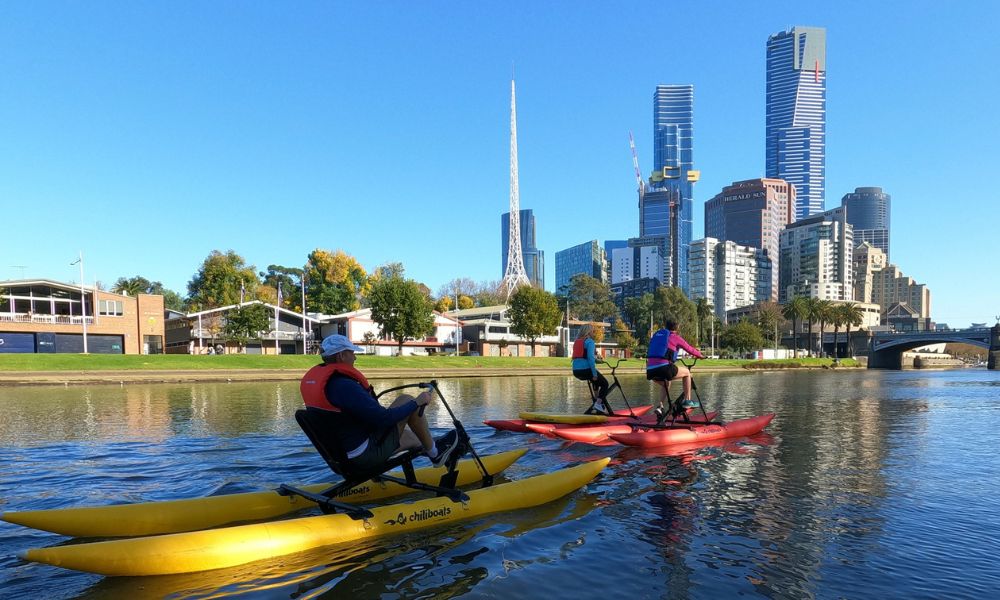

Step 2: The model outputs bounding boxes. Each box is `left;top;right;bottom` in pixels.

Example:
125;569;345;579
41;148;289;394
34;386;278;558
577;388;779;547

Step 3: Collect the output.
501;78;531;299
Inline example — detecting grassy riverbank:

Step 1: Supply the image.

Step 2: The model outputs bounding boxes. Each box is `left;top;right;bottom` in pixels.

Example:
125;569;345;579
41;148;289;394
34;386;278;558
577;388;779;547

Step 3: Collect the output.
0;354;856;372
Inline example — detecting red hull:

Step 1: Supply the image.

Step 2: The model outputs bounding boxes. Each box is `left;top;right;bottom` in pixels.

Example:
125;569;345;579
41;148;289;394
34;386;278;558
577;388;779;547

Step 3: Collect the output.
608;413;775;448
485;405;653;433
549;411;720;443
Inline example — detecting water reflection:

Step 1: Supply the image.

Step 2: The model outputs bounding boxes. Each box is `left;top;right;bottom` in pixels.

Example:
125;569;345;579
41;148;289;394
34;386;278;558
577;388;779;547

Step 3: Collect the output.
1;369;998;598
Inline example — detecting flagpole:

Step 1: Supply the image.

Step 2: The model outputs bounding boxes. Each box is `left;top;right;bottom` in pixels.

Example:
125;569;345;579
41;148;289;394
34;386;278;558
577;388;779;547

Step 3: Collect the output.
71;252;89;354
275;282;282;355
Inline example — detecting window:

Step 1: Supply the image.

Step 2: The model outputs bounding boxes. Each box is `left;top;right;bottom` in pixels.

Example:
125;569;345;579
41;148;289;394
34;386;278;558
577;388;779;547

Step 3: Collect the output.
99;299;124;317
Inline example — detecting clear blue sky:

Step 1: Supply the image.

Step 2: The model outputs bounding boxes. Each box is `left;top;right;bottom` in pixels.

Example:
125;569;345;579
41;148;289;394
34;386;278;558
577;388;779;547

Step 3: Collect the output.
2;1;996;326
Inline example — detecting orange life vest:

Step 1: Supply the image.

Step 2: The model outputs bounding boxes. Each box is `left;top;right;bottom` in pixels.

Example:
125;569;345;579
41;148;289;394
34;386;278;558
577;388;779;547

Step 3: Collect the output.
572;338;587;359
300;363;375;411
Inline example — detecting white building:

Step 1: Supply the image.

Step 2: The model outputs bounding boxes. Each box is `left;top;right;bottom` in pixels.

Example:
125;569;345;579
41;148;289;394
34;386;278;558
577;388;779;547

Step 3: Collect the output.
610;245;664;284
689;238;773;321
779;206;854;302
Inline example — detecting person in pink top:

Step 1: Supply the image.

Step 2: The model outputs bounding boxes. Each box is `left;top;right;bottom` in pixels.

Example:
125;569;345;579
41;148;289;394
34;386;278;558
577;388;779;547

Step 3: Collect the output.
645;320;705;422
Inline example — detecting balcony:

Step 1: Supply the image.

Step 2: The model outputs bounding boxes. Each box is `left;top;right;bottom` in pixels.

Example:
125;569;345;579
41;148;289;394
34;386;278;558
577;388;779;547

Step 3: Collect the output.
0;312;95;325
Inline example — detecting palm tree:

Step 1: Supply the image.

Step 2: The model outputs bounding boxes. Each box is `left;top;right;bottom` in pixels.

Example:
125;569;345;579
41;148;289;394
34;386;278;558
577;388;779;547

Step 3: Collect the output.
840;303;865;358
801;297;821;357
756;301;783;352
815;299;835;358
782;297;808;357
830;304;846;358
695;298;713;346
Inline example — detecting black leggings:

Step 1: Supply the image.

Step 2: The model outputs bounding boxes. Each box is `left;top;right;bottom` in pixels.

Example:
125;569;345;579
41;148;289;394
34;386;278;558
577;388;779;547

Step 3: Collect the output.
573;369;609;400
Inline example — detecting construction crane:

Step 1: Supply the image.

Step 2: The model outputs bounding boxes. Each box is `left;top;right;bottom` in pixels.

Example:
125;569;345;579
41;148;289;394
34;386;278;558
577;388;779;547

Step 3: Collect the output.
628;130;645;204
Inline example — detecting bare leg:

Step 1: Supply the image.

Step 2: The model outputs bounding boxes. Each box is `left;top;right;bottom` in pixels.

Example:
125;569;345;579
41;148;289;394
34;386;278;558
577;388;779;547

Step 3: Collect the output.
674;365;692;402
390;394;434;452
653;380;669;409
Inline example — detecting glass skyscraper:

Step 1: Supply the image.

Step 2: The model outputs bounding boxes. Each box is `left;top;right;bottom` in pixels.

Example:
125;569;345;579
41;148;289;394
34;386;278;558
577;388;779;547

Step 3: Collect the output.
841;186;891;260
501;209;544;289
555;240;606;293
647;84;695;294
766;26;826;220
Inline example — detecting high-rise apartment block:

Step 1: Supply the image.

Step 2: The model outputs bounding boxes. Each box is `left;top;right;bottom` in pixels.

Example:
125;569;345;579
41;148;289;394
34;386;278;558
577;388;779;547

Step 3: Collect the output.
766;26;826;219
555;240;606;292
852;242;888;304
689;238;773;320
871;264;931;323
611;242;663;285
841;186;891;259
647;84;697;293
778;207;853;302
501;209;544;288
704;178;795;301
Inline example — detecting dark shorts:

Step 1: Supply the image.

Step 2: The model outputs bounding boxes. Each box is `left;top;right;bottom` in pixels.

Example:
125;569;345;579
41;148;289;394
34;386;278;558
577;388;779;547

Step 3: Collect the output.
348;426;401;472
572;368;595;382
646;363;678;382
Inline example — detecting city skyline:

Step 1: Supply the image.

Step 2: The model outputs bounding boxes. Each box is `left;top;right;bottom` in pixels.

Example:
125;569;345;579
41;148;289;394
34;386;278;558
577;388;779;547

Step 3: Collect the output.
2;2;997;326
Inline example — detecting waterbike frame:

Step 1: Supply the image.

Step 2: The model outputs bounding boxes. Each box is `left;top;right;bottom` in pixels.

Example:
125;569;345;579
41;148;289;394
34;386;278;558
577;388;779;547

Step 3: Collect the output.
658;358;721;428
583;358;636;418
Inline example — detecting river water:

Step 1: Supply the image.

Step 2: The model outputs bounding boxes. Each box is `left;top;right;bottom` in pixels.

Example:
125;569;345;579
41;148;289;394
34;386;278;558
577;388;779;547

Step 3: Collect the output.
1;368;998;599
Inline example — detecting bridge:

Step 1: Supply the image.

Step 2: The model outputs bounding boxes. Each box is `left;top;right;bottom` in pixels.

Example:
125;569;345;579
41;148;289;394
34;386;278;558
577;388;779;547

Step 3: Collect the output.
868;324;1000;369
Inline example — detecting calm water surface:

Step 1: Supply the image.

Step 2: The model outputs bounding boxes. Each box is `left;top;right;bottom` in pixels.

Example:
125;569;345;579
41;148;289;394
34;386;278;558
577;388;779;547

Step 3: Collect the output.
1;369;998;599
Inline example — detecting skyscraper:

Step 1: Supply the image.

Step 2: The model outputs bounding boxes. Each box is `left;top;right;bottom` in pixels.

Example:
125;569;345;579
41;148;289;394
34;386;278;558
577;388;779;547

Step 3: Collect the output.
501;209;544;289
555;240;605;293
841;186;891;259
766;26;826;219
646;84;697;293
704;178;796;301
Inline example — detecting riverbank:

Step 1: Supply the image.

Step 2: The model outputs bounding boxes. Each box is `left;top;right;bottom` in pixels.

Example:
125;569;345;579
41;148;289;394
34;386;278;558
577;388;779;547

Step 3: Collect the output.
0;355;858;386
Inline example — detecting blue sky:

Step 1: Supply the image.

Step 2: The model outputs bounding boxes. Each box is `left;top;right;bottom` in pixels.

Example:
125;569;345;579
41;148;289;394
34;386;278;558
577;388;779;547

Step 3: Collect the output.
1;1;996;326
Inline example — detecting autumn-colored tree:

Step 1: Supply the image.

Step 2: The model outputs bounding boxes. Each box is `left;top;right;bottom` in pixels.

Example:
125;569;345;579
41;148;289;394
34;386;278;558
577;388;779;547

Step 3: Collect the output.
187;250;259;310
305;249;368;315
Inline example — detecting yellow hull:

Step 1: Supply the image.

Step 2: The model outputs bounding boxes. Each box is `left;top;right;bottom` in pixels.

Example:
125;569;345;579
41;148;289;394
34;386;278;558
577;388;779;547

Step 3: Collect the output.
518;412;608;424
2;449;526;538
20;458;609;577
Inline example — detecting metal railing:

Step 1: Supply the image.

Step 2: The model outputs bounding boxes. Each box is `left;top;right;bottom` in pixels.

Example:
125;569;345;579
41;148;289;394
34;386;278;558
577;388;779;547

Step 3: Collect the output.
0;313;94;325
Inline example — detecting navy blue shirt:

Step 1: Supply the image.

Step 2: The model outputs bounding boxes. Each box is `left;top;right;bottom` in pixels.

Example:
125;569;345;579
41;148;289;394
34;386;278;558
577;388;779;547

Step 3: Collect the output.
324;375;419;452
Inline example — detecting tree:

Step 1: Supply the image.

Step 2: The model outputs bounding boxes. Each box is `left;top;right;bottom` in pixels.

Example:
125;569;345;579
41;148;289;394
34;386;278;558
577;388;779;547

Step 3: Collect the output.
720;319;765;356
802;297;821;357
756;301;784;352
305;249;368;315
839;303;865;358
613;317;639;355
694;297;713;346
224;303;271;352
564;274;619;323
187;250;259;310
260;265;302;310
623;293;655;341
830;303;845;358
652;286;697;342
113;276;186;311
507;286;562;355
362;331;378;355
815;299;835;357
782;297;808;357
472;280;505;307
368;275;435;355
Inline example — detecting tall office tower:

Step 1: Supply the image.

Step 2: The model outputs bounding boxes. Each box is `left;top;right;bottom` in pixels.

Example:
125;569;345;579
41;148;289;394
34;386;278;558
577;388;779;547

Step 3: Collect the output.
646;84;698;294
852;242;888;304
501;209;544;289
501;78;532;297
779;207;853;302
690;238;773;321
841;186;891;259
554;240;606;292
704;178;796;301
766;26;827;219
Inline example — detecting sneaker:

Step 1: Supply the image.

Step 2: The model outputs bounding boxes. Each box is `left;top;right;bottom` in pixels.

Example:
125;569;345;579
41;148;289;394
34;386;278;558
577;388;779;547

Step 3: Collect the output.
654;407;665;423
592;401;607;414
430;430;459;467
681;399;699;409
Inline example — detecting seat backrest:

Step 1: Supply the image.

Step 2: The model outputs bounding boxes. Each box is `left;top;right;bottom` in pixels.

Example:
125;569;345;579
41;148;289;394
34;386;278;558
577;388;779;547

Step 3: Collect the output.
295;408;351;476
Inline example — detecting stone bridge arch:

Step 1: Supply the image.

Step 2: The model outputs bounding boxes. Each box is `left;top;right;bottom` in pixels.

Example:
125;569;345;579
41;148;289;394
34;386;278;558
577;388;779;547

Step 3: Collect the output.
869;326;997;370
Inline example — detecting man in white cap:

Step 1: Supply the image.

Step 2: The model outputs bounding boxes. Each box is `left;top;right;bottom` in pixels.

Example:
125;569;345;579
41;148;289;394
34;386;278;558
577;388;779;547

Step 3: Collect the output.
300;334;458;470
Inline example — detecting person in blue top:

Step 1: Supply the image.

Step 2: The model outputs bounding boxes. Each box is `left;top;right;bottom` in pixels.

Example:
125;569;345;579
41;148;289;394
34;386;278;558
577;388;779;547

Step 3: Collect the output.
646;320;705;421
571;324;611;414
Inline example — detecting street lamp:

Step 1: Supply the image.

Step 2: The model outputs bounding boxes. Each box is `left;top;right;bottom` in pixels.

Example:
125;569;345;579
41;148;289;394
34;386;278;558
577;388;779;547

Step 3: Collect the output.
69;251;88;354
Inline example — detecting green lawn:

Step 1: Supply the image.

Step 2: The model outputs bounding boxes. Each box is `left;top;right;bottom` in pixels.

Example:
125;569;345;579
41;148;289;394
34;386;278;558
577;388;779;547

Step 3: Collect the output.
0;354;857;371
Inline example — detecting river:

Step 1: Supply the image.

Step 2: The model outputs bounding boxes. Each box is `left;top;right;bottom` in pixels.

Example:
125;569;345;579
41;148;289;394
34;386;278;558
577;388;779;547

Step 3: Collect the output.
1;368;997;599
